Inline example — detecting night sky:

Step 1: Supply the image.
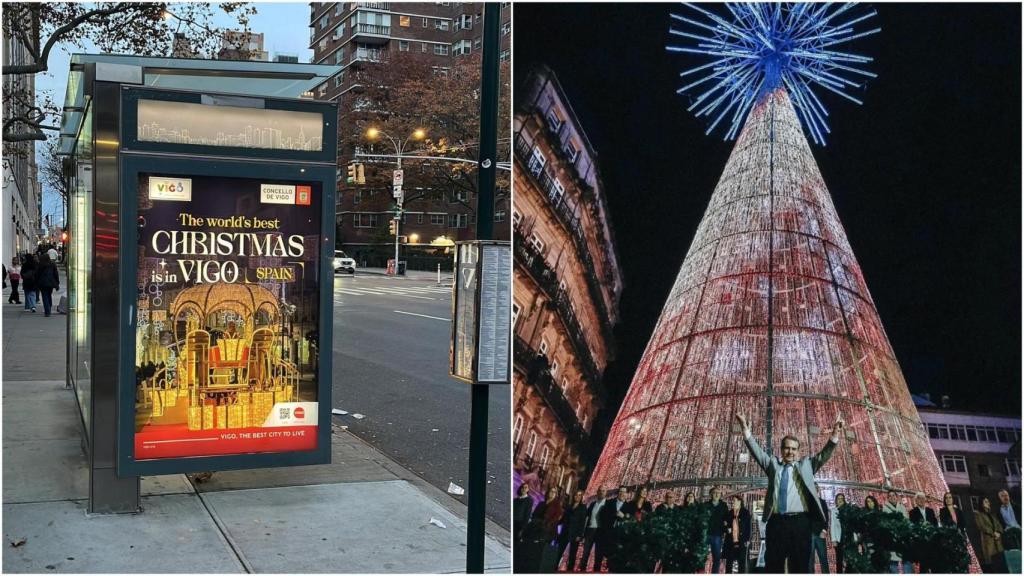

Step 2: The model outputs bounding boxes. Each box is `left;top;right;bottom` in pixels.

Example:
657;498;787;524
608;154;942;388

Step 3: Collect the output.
514;4;1022;443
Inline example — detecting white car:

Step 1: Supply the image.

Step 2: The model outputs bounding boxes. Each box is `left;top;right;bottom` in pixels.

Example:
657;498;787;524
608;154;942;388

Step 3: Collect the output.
333;251;356;274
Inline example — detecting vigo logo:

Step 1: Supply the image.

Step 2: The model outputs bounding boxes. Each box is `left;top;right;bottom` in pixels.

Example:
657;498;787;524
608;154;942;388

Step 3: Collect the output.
294;407;305;419
149;176;192;201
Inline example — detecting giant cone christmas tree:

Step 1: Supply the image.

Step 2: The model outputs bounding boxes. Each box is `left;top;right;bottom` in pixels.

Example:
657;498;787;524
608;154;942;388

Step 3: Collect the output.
588;87;950;504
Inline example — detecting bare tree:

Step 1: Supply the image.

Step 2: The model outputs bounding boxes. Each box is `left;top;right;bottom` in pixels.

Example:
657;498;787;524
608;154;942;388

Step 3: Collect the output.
2;2;257;144
38;138;70;212
341;52;511;214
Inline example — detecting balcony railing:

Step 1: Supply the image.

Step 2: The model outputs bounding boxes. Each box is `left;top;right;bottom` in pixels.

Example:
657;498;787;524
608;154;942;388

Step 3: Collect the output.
351;48;385;64
515;336;593;463
353;23;390;36
514;226;600;386
514;132;616;347
356;2;392;10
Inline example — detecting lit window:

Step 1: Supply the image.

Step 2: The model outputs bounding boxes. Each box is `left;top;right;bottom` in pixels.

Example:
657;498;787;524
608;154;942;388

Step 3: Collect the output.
528;147;546;176
564;141;579;163
546;109;562;132
565;475;573;496
399;15;410;27
528;232;545;254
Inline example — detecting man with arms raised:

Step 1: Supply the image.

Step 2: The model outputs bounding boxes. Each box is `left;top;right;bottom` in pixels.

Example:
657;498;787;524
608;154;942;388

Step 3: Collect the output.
735;413;843;574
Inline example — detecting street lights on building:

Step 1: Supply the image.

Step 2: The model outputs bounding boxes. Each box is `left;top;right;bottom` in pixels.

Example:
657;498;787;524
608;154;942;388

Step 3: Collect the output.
365;126;426;274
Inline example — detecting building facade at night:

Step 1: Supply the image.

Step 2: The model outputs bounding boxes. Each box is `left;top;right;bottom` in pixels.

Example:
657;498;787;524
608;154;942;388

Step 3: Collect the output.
917;406;1021;554
588;89;952;527
308;2;511;267
512;66;623;498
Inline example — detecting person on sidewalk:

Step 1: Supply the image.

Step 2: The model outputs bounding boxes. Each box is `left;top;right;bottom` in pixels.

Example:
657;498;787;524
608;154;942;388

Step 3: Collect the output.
20;254;38;312
735;412;843;574
7;257;21;304
36;253;60;317
513;483;535;544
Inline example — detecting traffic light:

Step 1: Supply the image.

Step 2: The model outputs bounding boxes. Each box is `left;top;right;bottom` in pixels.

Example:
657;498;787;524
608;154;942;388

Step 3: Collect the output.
388;218;397;236
60;229;68;243
356;163;366;185
346;163;356;183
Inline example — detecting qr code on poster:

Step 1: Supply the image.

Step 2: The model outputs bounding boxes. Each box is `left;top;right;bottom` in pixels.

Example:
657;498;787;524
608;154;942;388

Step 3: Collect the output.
279;407;290;419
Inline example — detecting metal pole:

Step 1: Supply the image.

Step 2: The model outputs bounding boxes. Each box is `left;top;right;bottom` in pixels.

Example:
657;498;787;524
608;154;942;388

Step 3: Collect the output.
466;4;501;573
393;151;402;275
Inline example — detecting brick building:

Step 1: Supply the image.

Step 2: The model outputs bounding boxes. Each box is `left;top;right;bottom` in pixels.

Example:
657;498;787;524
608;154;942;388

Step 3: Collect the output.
512;65;623;498
308;2;511;269
917;404;1021;554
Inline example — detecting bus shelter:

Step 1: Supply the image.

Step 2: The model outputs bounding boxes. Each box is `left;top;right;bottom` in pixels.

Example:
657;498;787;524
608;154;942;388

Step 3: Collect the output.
59;54;339;513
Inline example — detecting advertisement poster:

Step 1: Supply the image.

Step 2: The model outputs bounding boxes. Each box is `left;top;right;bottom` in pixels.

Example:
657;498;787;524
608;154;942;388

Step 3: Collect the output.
134;174;321;459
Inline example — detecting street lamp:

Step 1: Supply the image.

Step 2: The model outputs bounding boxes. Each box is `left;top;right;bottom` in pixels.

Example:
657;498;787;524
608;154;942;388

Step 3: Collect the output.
366;127;426;274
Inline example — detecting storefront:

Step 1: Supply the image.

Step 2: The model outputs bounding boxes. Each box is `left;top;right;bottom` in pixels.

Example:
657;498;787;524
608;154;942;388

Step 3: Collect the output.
59;54;339;512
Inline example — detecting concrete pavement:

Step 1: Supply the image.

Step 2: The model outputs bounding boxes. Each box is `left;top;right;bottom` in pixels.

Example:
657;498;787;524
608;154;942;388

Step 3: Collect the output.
1;277;510;573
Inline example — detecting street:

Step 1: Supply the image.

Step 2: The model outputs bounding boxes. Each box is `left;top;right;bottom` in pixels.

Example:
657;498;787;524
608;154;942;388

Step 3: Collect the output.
330;272;510;529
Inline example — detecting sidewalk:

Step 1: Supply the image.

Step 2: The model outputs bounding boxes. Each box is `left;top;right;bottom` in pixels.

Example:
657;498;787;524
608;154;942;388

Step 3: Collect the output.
1;274;509;573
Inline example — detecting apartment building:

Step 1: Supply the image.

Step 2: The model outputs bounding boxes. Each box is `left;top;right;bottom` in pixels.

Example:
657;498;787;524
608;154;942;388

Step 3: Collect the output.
2;24;42;263
917;404;1021;555
308;2;511;269
512;65;623;498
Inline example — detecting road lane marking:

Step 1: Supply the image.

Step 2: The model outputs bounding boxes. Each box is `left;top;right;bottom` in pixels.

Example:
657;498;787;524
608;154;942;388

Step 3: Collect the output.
394;310;450;322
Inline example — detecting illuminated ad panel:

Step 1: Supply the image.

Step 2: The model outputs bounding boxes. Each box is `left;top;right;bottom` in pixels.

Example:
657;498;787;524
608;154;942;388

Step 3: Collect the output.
133;173;321;459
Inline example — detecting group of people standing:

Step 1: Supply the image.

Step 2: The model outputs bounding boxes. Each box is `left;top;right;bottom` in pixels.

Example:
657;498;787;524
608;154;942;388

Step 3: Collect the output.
2;246;62;316
513;482;721;573
515;412;1018;573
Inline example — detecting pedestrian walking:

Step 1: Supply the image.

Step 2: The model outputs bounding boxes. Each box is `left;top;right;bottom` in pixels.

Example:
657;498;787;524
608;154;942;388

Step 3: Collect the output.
7;257;21;304
20;254;38;312
36;253;60;317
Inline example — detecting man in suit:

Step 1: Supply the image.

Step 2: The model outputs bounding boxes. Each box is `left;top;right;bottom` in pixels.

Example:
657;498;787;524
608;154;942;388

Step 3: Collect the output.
585;486;628;572
909;492;938;526
997;489;1020;530
909;493;938;573
656;490;680;514
735;413;843;574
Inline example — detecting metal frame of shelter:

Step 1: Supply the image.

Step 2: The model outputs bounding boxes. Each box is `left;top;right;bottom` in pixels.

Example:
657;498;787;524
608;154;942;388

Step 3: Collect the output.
60;54;339;513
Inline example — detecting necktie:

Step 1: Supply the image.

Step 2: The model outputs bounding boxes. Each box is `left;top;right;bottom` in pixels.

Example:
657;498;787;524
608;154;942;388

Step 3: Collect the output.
779;465;790;514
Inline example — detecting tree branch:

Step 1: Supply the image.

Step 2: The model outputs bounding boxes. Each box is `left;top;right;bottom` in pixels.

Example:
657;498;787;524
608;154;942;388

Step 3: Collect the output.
2;3;131;75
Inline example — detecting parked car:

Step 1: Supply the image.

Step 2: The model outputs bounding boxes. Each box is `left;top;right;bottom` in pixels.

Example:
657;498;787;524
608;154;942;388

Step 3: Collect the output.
333;251;356;274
